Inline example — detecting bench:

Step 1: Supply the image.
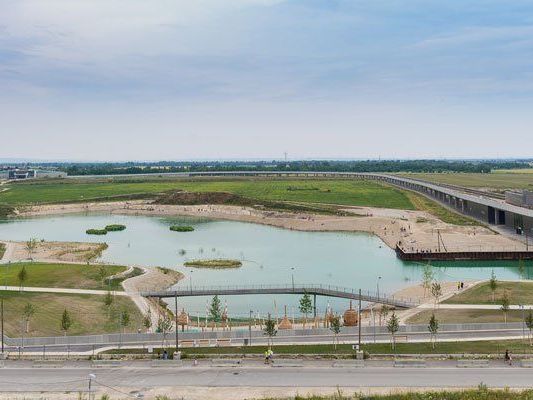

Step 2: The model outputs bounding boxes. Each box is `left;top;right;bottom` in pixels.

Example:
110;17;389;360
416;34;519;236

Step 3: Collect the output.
457;359;489;368
151;359;183;368
520;359;533;368
215;339;231;347
198;339;211;347
393;359;426;368
92;360;122;368
393;335;408;344
211;358;242;367
331;360;364;368
179;340;195;348
32;360;64;368
271;359;304;368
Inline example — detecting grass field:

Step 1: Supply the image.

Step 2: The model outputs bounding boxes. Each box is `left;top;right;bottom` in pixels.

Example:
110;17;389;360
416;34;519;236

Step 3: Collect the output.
0;290;143;337
494;169;533;174
0;179;417;209
444;281;533;305
405;192;478;225
399;173;533;190
106;339;533;356
407;309;526;324
1;262;128;290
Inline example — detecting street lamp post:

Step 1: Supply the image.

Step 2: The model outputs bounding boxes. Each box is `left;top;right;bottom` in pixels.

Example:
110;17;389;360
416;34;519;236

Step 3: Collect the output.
377;276;382;299
249;310;253;346
88;374;96;400
189;270;193;292
291;267;295;291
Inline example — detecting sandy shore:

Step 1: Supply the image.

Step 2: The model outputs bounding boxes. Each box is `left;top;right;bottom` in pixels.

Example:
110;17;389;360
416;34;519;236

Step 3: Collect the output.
0;240;108;264
16;200;526;253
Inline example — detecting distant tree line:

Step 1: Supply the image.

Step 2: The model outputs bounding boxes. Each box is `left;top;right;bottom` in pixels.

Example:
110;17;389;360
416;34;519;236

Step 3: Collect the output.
13;159;533;176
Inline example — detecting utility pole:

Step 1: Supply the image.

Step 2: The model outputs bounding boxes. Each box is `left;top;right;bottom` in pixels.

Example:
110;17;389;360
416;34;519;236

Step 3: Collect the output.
358;289;362;348
88;374;95;400
249;310;253;346
174;292;179;353
1;298;4;355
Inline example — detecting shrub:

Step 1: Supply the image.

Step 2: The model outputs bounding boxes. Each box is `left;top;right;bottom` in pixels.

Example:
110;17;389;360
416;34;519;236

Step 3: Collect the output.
169;225;194;232
86;229;108;235
105;224;126;232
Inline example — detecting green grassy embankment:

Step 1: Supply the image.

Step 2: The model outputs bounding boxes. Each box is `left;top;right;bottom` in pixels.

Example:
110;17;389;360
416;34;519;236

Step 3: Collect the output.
444;281;533;305
105;339;533;356
399;172;533;190
0;290;143;337
1;262;129;290
268;390;533;399
406;192;479;226
407;309;526;324
0;242;5;259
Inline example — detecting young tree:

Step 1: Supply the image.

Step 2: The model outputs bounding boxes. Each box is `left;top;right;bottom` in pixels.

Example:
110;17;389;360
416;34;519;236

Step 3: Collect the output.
525;310;533;346
18;266;28;291
143;310;153;332
501;292;510;324
428;313;439;349
379;305;390;327
25;238;38;261
387;312;400;350
120;310;130;333
431;282;442;308
157;315;173;347
489;271;497;302
209;295;222;323
422;264;434;298
22;303;36;333
330;314;341;350
299;293;313;329
263;313;277;349
98;266;108;287
61;309;72;336
103;291;114;317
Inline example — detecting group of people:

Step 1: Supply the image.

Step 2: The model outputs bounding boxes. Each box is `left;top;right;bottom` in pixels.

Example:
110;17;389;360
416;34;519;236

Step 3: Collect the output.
457;282;465;290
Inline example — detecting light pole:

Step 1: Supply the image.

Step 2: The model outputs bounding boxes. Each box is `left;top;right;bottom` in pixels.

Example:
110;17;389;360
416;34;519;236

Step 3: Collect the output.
291;267;295;290
189;270;194;292
88;373;96;400
520;304;526;342
377;276;382;299
249;310;253;346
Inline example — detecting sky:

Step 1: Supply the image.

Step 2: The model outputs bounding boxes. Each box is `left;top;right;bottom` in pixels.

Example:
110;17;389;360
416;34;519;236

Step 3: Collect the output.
1;0;533;161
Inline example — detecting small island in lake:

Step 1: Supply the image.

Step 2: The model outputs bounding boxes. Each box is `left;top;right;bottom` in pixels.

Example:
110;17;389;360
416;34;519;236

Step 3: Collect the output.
170;225;195;232
86;228;107;235
184;259;242;269
105;224;126;231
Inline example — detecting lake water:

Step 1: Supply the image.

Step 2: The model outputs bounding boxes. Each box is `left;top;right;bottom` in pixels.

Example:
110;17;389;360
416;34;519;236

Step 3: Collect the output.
0;213;531;317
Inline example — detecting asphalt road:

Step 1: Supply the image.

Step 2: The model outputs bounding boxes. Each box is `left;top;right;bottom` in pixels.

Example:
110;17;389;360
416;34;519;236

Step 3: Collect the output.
0;362;532;393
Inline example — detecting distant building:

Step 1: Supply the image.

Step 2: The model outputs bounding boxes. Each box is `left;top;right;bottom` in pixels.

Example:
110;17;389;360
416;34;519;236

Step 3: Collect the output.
8;169;37;180
506;190;533;209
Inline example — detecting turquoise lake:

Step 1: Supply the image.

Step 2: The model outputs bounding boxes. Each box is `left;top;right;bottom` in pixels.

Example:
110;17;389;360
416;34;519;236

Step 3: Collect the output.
0;213;531;317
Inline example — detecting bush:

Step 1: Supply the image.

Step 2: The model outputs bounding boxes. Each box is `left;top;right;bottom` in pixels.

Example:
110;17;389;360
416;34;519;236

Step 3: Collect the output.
169;225;194;232
105;224;126;232
86;229;108;235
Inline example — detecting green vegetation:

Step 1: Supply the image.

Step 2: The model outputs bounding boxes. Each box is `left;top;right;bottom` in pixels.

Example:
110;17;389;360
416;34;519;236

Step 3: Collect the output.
170;225;194;232
407;309;527;324
105;224;126;231
266;390;533;399
86;228;107;235
184;259;242;268
0;290;143;337
0;179;416;210
0;203;14;217
0;262;128;290
406;192;479;226
445;281;533;305
0;242;5;260
105;339;533;356
400;172;533;190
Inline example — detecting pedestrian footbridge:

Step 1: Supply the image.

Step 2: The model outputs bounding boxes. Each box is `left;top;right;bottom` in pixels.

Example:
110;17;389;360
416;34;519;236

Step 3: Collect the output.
140;284;419;309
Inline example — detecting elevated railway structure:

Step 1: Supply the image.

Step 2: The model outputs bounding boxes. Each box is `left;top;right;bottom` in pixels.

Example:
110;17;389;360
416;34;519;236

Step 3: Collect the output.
141;284;419;312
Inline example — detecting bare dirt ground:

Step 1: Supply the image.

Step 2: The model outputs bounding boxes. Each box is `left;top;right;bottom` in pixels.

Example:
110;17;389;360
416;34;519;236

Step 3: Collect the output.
0;240;107;263
19;200;526;253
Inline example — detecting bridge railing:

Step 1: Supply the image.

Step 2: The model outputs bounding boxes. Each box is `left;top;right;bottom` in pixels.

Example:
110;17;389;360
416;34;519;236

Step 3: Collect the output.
141;283;420;306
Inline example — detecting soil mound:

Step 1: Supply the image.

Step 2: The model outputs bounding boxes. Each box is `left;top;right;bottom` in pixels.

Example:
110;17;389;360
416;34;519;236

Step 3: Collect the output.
154;191;255;206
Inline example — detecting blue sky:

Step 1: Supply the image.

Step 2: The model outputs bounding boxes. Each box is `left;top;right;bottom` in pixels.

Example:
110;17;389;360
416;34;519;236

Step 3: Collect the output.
1;0;532;160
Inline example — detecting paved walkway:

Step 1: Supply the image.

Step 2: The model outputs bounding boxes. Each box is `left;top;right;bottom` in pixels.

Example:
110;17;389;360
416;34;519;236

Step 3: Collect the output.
0;286;128;296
